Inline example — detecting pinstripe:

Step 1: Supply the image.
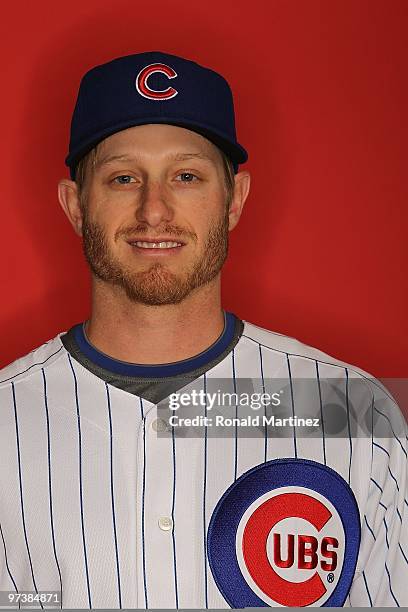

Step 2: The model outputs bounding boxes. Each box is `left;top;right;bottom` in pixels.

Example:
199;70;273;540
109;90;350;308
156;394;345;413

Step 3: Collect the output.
286;355;297;458
258;345;267;462
373;406;407;458
370;477;383;493
42;369;63;609
370;396;374;465
0;521;18;593
232;348;238;481
387;467;400;492
139;398;148;609
345;369;352;484
373;440;390;457
383;510;408;568
368;510;396;603
370;478;396;511
356;375;398;407
11;382;44;609
203;373;208;609
380;512;408;568
315;362;326;465
171;425;179;609
364;515;376;541
0;347;64;384
372;442;401;493
362;571;373;606
366;513;406;602
399;543;408;565
383;517;389;548
385;562;400;606
396;508;402;523
67;355;92;608
105;384;122;609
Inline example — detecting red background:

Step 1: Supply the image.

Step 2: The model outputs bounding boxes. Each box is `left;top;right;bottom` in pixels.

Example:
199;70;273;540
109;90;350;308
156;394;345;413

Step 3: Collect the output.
1;0;407;377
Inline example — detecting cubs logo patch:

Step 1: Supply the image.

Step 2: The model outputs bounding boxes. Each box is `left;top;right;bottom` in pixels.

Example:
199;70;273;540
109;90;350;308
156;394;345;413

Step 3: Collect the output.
207;459;360;607
135;62;178;100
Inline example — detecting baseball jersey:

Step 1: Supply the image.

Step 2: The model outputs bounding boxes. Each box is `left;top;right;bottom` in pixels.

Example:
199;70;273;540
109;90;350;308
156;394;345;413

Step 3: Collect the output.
0;311;407;608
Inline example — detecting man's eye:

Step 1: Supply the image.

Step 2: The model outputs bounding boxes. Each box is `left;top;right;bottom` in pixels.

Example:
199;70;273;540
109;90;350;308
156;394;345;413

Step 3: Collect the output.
113;175;135;184
176;172;199;183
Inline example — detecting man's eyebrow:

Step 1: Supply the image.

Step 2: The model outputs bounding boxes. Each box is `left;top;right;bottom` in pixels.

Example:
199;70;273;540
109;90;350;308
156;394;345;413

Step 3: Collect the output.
95;151;215;168
170;152;214;162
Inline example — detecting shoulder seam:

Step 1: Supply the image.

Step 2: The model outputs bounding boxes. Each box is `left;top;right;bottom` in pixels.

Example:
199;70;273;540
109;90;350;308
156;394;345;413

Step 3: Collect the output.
0;344;65;386
241;329;398;408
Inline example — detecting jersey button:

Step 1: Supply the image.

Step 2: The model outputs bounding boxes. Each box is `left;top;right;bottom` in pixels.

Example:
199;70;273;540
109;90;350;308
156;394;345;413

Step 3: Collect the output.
158;516;173;531
152;418;169;432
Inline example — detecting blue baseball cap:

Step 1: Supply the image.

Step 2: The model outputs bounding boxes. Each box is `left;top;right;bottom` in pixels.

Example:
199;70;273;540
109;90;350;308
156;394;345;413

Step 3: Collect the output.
65;51;248;179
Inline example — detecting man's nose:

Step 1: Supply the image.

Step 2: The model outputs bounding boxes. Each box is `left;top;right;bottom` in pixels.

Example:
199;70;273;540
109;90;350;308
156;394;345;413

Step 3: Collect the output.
135;179;173;227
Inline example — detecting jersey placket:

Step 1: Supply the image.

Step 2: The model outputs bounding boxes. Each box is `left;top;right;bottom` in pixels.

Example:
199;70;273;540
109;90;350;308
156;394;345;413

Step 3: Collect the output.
137;400;177;608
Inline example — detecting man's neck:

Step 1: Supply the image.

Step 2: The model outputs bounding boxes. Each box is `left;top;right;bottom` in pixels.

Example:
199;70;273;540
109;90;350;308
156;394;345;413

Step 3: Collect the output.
85;278;225;365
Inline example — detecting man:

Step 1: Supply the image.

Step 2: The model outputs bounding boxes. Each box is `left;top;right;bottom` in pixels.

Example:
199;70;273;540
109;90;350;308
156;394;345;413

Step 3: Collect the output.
0;51;406;609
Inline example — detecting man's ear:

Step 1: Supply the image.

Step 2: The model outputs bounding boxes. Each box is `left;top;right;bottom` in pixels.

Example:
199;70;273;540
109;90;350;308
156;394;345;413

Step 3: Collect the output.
228;170;251;231
58;179;84;236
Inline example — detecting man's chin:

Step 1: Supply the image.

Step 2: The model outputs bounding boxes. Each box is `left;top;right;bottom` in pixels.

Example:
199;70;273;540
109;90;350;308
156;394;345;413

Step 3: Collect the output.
116;268;195;306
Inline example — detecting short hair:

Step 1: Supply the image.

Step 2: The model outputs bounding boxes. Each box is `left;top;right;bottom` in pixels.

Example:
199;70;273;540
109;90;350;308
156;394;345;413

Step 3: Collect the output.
75;140;236;210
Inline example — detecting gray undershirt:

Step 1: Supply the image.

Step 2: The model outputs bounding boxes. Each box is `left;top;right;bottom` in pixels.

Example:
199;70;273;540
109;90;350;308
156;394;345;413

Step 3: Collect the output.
61;316;244;404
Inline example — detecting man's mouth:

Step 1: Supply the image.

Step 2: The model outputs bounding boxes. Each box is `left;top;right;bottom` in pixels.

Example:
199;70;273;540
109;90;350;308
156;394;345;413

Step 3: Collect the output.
126;237;186;256
129;240;183;249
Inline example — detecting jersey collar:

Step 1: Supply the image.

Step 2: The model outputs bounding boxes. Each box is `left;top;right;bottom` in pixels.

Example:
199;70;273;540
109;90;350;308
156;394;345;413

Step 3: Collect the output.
72;311;237;377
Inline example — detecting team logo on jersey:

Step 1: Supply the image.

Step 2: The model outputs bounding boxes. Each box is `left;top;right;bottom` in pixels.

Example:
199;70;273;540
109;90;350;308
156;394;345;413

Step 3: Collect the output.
135;63;178;100
207;459;360;607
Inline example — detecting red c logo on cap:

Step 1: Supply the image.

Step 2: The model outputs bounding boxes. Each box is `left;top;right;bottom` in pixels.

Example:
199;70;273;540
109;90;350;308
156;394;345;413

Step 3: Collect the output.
136;63;178;100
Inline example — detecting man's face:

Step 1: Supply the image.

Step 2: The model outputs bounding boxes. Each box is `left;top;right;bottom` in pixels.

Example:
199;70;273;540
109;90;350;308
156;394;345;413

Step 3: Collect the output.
79;124;231;306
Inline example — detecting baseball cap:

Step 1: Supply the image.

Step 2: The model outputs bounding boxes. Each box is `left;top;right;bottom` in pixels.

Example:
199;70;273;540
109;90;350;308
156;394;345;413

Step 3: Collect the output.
65;51;248;179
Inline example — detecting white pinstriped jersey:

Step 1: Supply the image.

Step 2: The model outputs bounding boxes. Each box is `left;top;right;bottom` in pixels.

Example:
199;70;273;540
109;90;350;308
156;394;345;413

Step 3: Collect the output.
0;317;407;608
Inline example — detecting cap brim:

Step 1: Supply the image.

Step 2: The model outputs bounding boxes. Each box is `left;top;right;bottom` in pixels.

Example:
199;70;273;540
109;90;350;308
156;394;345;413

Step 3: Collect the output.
65;116;248;179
